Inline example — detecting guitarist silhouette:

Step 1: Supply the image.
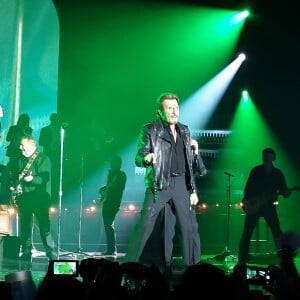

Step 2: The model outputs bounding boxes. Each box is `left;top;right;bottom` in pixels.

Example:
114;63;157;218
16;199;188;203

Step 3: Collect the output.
10;135;56;269
98;155;127;255
238;148;295;265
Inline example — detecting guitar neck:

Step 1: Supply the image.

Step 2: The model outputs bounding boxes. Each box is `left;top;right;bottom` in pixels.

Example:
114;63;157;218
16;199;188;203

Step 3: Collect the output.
278;185;300;195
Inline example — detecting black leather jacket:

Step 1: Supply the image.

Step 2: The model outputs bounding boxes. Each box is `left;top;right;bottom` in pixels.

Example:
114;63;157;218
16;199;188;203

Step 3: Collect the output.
135;120;197;192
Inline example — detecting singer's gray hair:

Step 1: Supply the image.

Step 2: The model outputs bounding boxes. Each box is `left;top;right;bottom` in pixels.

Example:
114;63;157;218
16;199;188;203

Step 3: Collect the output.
156;93;180;111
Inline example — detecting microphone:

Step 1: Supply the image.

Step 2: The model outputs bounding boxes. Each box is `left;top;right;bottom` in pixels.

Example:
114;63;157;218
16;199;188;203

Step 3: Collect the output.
224;171;234;177
191;145;197;155
61;122;69;129
191;145;198;163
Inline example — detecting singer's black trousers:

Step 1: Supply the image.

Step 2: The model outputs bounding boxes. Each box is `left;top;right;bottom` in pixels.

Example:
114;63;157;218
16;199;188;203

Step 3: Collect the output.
125;174;201;268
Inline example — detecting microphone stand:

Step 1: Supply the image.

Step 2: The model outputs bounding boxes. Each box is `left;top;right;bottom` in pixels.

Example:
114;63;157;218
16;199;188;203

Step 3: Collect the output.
56;125;73;259
78;154;84;253
73;153;91;258
213;171;236;262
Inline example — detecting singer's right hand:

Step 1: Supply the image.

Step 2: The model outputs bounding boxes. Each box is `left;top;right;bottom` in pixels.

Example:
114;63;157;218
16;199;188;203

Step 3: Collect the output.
190;192;199;206
144;153;156;164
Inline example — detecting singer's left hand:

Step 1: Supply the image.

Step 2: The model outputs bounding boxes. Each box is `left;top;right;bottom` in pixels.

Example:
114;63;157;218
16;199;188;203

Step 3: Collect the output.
191;139;199;155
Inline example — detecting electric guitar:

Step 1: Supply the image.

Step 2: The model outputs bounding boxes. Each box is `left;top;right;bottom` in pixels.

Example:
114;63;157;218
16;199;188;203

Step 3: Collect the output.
9;183;23;206
97;186;108;206
242;185;300;216
9;151;38;206
96;173;120;206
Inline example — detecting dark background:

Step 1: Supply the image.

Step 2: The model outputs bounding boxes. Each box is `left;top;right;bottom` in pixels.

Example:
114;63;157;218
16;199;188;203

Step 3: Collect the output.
53;0;300;169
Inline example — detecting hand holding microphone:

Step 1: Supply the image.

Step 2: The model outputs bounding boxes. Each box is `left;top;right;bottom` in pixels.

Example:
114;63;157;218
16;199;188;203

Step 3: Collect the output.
191;139;199;155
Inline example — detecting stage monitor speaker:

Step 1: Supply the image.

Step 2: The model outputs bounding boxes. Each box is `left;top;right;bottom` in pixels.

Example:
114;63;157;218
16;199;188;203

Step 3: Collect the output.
0;236;20;269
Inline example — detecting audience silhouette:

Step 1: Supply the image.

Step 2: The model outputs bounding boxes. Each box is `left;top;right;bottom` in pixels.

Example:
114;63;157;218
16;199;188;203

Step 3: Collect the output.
174;262;233;299
35;274;84;300
1;230;299;300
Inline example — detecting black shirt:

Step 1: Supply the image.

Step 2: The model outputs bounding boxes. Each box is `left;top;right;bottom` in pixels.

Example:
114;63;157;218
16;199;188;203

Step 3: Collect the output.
168;126;186;174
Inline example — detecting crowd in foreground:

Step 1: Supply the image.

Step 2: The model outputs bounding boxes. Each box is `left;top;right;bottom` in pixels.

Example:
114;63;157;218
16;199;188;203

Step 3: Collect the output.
0;231;299;300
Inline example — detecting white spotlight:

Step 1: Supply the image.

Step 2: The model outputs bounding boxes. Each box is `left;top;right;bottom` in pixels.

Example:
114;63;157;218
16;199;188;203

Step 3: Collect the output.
238;53;246;62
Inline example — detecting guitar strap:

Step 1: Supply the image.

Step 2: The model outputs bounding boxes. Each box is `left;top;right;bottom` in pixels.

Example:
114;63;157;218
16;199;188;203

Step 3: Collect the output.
18;151;39;181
